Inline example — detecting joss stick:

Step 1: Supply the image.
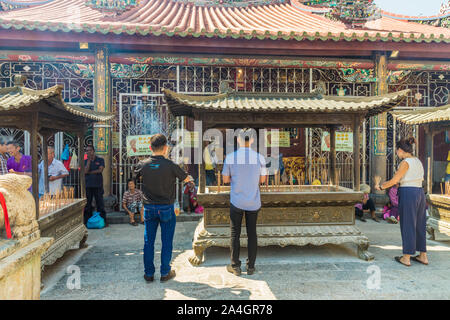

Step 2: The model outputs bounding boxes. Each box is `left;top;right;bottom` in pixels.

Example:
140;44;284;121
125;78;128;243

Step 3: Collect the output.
441;182;444;195
217;171;221;193
290;172;294;192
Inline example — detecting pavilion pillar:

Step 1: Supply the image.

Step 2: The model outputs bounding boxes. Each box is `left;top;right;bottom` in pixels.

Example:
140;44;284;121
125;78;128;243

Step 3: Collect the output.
78;131;86;199
93;45;112;198
30;113;39;220
424;126;435;194
353;116;362;191
42;133;50;194
198;123;207;194
329;126;337;185
370;52;388;201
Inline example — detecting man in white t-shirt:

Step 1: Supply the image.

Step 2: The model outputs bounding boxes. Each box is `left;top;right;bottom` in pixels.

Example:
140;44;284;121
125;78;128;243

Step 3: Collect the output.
38;146;69;196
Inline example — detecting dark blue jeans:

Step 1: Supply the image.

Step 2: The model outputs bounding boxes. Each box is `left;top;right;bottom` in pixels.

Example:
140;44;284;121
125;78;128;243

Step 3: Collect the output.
143;204;176;277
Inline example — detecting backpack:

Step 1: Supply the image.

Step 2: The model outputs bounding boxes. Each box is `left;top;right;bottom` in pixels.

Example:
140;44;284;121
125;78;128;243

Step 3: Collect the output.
86;211;105;229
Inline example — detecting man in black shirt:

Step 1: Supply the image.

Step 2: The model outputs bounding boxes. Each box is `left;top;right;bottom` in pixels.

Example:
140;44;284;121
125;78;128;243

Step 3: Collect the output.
134;134;188;283
84;145;107;226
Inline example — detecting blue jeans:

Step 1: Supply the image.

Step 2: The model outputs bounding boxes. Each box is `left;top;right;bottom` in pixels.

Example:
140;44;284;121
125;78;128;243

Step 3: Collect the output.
143;204;176;277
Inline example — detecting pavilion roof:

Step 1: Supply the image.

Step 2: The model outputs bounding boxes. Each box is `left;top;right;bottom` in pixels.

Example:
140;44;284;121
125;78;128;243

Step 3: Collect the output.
0;83;114;122
392;104;450;125
163;88;410;118
0;0;448;43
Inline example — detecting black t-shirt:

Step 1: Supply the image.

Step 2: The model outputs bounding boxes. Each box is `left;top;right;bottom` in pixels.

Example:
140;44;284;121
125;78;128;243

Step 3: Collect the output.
85;156;105;188
134;155;188;205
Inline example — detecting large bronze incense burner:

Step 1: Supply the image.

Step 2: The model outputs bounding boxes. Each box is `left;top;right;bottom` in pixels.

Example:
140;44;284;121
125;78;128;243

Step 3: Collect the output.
163;88;409;265
190;185;371;265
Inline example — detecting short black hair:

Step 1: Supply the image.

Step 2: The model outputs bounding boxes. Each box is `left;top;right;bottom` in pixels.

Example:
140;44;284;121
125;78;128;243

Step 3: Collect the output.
127;178;135;185
151;134;167;152
0;137;7;145
6;140;20;148
237;128;255;143
86;145;95;151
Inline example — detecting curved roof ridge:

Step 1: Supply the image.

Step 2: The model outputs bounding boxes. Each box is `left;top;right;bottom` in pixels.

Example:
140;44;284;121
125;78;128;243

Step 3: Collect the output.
381;9;450;21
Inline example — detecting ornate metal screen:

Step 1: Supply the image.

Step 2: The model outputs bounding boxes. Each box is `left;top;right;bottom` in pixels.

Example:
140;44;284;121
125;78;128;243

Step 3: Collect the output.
386;70;449;180
0;61;94;197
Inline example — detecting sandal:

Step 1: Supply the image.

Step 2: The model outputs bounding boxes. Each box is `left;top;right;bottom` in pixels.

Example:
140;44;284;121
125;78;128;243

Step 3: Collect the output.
394;256;411;267
411;256;429;265
129;222;138;226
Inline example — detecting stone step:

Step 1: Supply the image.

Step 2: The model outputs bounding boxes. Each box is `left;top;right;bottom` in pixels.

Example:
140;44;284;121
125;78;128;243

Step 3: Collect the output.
106;211;203;224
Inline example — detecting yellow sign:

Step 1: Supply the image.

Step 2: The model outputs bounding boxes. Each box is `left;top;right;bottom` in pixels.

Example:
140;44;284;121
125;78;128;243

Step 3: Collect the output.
265;131;290;148
126;135;153;157
183;131;200;148
321;131;353;152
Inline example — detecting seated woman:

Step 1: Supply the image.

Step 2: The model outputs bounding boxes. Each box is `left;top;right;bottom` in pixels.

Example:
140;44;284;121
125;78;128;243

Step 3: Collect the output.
183;175;203;214
383;184;399;224
122;179;145;226
354;184;379;222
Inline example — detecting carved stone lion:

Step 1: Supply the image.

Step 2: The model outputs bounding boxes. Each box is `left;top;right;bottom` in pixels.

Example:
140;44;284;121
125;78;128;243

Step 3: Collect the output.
0;174;38;239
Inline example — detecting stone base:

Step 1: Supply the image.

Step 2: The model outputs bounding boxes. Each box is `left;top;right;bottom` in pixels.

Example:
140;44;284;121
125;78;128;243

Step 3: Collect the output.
427;217;450;241
0;237;53;300
41;224;88;268
188;219;374;266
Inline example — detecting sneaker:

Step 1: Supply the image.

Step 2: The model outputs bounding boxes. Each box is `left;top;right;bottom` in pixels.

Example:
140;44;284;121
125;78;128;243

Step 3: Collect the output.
160;270;176;282
226;264;241;276
246;267;255;275
144;275;154;282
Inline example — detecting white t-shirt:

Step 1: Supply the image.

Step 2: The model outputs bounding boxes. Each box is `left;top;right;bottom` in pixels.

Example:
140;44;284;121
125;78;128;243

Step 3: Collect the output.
399;157;424;188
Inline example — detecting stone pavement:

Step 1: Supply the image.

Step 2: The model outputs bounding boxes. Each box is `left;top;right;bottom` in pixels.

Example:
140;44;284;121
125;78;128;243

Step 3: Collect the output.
41;218;450;300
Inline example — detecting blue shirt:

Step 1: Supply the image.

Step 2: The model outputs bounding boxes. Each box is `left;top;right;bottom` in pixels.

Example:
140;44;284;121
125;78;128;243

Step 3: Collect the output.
222;147;267;211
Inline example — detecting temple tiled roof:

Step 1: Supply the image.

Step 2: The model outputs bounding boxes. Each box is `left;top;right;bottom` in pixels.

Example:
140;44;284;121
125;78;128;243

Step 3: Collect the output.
163;88;410;117
393;104;450;125
0;0;448;43
0;83;114;122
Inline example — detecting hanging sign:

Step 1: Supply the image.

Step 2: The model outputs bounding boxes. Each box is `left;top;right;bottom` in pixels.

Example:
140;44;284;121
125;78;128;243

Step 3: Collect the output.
126;135;153;157
321;131;354;152
183;131;200;148
265;131;290;148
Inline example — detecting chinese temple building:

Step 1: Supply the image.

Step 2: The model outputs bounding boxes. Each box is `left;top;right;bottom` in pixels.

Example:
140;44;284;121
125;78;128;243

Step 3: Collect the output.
0;0;449;205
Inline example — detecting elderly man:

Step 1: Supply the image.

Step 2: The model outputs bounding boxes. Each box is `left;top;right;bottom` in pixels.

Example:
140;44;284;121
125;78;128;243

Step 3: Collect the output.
0;137;8;175
38;146;69;196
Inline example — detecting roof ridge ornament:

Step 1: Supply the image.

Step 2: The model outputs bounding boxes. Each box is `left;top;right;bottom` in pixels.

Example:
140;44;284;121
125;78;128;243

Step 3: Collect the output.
331;0;381;28
301;0;382;28
85;0;139;17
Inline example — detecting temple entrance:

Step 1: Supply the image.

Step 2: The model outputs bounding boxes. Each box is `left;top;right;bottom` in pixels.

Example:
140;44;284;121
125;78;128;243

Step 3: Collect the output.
113;93;171;207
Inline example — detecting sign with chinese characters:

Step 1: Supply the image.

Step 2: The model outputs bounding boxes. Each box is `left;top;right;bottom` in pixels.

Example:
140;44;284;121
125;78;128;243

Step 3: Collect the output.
321;131;354;152
183;131;200;148
126;135;153;157
265;131;290;148
372;114;387;155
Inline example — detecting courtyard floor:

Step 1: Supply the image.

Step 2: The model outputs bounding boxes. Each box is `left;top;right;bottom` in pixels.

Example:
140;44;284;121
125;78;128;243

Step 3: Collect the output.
41;217;450;300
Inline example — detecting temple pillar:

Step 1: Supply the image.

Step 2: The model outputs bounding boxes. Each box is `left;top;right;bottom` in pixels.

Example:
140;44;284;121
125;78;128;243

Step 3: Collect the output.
93;45;113;203
370;52;388;203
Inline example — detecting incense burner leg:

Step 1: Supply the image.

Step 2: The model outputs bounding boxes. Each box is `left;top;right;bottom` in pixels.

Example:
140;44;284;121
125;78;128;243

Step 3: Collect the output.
426;225;435;240
357;242;374;261
79;232;88;249
189;242;211;266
